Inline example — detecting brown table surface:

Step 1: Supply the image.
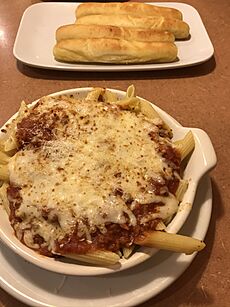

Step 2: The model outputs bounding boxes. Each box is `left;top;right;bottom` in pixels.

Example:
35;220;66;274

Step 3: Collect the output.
0;0;229;306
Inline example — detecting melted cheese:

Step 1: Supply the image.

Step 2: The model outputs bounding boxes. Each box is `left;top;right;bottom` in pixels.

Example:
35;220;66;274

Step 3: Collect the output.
8;96;179;250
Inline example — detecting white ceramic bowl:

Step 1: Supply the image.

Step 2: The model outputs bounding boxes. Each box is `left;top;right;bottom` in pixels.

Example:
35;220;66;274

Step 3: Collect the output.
0;87;217;276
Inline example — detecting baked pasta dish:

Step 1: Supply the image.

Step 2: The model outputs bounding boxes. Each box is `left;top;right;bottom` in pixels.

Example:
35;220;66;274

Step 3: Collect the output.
0;86;205;266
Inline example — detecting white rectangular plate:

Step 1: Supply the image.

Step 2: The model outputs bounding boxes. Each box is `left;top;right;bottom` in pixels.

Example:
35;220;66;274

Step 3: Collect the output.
13;2;214;71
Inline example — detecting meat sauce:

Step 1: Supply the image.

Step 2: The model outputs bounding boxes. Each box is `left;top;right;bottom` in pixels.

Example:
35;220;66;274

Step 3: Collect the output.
7;99;181;257
56;204;162;255
16;107;69;149
7;187;178;257
7;185;164;255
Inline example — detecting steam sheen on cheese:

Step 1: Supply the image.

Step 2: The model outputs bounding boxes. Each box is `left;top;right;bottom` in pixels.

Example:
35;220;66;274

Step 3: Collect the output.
8;95;179;251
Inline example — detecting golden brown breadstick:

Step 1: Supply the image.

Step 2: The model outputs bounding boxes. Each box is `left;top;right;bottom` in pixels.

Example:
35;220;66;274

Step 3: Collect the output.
76;14;190;39
53;38;178;64
56;24;175;43
76;2;183;20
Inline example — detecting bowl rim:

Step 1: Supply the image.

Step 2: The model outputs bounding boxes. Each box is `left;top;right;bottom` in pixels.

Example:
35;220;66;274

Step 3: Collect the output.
0;87;217;276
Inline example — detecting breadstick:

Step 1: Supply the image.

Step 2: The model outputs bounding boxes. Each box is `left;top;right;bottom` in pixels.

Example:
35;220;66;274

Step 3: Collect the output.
53;38;178;64
76;2;183;20
56;24;175;43
76;14;190;39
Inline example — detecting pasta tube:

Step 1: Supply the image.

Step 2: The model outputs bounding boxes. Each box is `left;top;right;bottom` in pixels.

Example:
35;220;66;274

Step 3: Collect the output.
0;151;10;164
0;164;9;181
2;101;28;153
103;89;117;103
176;179;188;201
86;87;118;103
174;131;195;160
135;231;205;254
139;99;173;136
63;250;120;266
125;84;135;98
122;246;135;259
86;87;105;101
0;182;10;215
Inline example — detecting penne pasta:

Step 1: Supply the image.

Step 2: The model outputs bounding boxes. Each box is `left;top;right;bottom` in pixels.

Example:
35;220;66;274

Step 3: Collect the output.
174;130;195;161
0;142;4;152
135;231;205;255
103;89;118;103
125;84;135;98
138;98;173;137
155;220;166;231
176;179;188;201
115;96;141;111
139;98;161;119
3;137;17;153
86;87;105;101
0;151;10;164
0;164;9;181
86;87;118;103
59;95;79;105
0;182;10;215
63;250;120;266
122;246;135;259
2;101;28;153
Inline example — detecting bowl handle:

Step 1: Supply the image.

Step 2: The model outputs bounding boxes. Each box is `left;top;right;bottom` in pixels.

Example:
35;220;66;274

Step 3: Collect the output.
192;128;217;179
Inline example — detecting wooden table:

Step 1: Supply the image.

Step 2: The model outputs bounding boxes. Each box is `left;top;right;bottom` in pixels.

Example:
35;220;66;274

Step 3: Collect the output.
0;1;229;306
